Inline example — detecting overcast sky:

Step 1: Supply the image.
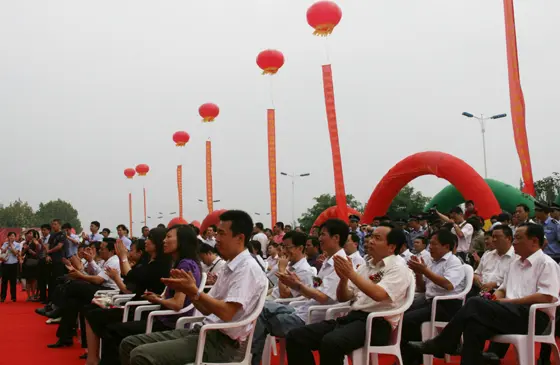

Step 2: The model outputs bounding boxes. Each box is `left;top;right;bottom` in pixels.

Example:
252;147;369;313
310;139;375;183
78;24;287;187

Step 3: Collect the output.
0;1;558;235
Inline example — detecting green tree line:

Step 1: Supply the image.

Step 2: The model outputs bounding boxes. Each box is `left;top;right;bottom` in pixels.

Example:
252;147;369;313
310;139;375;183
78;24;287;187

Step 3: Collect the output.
0;199;82;232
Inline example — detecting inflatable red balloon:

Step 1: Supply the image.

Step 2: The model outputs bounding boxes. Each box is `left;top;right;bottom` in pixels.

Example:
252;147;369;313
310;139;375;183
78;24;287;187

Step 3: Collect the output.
313;206;361;228
306;1;342;37
199;103;220;123
168;217;188;228
135;164;149;176
256;49;285;75
124;168;136;179
173;131;190;147
200;209;227;235
190;220;201;229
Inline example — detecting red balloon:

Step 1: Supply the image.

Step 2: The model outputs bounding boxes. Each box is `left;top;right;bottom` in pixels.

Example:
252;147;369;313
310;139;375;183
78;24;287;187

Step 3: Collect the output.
256;50;285;75
173;131;190;147
135;164;150;176
306;1;342;36
200;209;227;235
190;220;201;229
362;152;502;221
199;103;220;123
168;217;188;228
313;206;361;228
124;168;136;179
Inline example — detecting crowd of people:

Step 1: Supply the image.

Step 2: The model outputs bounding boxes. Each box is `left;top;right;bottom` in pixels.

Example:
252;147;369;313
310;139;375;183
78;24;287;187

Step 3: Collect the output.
0;199;558;365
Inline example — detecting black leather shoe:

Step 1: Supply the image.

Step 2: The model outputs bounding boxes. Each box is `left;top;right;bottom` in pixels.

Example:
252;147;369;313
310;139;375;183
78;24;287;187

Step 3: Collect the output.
79;353;88;359
481;352;501;365
47;340;73;349
537;357;551;365
46;308;62;319
408;340;446;358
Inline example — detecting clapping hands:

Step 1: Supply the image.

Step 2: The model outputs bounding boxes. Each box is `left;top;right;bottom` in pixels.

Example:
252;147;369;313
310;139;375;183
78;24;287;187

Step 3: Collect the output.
161;269;199;296
115;239;128;260
276;271;301;289
408;256;428;274
333;255;354;280
142;291;161;304
105;267;120;280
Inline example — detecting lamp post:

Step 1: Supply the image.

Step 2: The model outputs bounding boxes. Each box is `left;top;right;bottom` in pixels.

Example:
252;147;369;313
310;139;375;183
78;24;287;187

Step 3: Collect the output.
280;172;311;226
461;112;507;178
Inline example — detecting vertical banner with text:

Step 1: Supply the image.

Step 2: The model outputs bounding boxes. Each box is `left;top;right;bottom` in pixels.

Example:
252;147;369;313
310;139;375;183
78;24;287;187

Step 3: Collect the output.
143;188;147;226
322;65;348;221
177;165;183;219
503;0;535;196
206;141;214;214
128;193;133;236
267;109;278;228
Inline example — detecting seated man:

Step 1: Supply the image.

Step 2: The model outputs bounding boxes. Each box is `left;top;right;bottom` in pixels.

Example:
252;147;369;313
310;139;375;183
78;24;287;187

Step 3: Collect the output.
468;224;517;298
286;224;414;365
410;223;560;365
48;238;120;348
269;231;314;300
413;236;432;267
199;242;225;285
119;210;268;365
345;232;366;268
399;240;414;263
251;219;351;365
401;229;466;365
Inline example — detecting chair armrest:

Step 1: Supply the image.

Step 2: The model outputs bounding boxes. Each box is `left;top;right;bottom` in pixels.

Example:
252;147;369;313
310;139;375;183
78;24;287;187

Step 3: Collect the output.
288;300;308;308
134;305;161;321
111;294;135;305
95;289;119;297
274;296;305;304
325;306;352;320
146;304;194;334
175;315;205;329
528;301;560;336
430;294;466;323
308;302;350;324
122;300;152;322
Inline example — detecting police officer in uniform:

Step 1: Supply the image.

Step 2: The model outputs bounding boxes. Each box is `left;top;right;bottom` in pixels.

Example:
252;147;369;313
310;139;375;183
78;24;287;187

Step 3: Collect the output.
348;214;365;256
534;201;560;262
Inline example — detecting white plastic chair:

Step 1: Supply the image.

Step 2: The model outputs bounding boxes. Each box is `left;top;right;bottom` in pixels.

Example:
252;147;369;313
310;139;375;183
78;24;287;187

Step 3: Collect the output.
122;287;168;322
94;289;119;297
144;273;207;333
176;284;269;365
491;301;560;365
421;264;474;365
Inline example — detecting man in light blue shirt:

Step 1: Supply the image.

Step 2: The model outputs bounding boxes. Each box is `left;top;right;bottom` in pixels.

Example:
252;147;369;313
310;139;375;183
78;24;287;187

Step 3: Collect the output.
116;224;132;250
534;201;560;258
81;221;104;246
62;223;80;258
1;232;22;302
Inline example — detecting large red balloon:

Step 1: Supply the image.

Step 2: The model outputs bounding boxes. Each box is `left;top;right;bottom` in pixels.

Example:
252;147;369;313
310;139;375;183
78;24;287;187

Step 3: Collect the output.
135;164;150;176
362;151;501;221
313;206;361;228
200;209;227;235
168;217;188;228
124;168;136;179
190;220;201;229
306;1;342;36
199;103;220;122
173;131;190;147
256;49;285;75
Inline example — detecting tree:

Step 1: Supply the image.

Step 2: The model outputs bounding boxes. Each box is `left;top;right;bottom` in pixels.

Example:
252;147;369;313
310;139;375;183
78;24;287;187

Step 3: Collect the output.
34;199;82;232
387;185;431;220
0;199;36;228
534;172;560;203
298;194;363;231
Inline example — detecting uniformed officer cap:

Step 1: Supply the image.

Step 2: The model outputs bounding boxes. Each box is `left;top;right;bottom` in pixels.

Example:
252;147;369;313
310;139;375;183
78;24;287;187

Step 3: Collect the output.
534;200;551;213
349;214;360;223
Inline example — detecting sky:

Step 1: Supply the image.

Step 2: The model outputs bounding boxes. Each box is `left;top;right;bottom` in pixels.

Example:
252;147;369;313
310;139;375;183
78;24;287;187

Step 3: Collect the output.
0;1;558;235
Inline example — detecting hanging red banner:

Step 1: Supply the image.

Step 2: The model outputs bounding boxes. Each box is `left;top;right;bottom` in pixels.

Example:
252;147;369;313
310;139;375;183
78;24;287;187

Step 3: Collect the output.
267;109;278;228
143;188;147;225
503;0;535;196
322;64;348;221
128;193;133;235
206;141;214;214
177;165;184;219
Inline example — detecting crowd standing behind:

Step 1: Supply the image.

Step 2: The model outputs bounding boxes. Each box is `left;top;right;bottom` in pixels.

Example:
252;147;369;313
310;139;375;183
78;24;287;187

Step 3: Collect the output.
0;200;557;365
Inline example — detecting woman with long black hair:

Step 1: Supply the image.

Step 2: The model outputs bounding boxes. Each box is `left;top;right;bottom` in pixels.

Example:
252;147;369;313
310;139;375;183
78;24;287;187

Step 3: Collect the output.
96;224;202;365
82;227;171;363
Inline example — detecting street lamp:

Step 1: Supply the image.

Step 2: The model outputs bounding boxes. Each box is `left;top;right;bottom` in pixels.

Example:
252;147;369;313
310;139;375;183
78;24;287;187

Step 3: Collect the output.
280;172;311;226
197;199;221;203
461;112;507;178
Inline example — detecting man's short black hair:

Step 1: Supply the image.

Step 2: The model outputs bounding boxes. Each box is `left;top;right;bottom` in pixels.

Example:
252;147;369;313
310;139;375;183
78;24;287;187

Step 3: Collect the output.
433;229;456;251
283;231;307;248
41;224;51;231
387;228;407;256
102;237;116;251
307;236;320;248
102;228;111;234
275;221;285;230
319;219;349;248
465;200;474;206
414;236;428;246
492;224;513;240
516;203;530;213
199;242;216;254
117;224;128;231
256;222;264;230
348;232;360;245
91;221;101;229
62;223;72;230
219;210;253;246
141;226;149;231
518;223;545;246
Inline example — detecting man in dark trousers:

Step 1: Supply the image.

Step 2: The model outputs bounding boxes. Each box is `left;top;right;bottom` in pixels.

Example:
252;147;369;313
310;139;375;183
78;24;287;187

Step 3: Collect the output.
46;219;68;303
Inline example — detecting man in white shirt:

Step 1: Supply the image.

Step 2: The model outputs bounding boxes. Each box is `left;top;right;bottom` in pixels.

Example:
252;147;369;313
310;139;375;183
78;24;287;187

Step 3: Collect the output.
116;224;132;250
47;238;121;348
410;223;560;365
437;206;474;260
413;236;432;267
199;243;225;285
470;224;517;297
252;222;269;258
270;231;314;300
250;219;351;365
345;232;366;269
203;225;217;247
401;229;466;365
399;241;414;264
286;224;414;365
81;221;104;246
119;210;267;365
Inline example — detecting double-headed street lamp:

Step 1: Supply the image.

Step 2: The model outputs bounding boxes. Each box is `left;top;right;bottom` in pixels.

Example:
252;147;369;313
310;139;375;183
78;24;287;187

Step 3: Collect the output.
280;172;311;226
461;112;507;178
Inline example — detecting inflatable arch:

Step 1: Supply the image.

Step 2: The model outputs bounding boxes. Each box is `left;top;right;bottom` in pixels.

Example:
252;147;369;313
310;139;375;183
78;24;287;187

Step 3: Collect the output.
425;178;536;216
313;206;361;228
362;151;501;222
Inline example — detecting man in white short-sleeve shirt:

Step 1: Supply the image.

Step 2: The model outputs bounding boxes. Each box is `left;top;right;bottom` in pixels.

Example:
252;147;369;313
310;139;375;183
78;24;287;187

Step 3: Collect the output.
401;229;466;365
286;225;415;365
119;210;268;365
250;219;352;365
252;222;269;258
410;223;560;365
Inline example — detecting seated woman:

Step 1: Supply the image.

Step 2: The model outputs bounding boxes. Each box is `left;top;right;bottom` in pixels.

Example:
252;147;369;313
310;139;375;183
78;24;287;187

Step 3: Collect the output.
96;224;202;365
82;227;170;363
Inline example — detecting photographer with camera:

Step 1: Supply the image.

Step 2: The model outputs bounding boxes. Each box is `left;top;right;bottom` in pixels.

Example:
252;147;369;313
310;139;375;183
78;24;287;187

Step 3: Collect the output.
435;206;473;263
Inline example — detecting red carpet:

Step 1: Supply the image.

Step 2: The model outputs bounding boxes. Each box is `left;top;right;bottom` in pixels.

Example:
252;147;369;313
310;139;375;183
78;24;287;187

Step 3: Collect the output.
0;287;557;365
